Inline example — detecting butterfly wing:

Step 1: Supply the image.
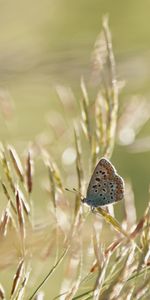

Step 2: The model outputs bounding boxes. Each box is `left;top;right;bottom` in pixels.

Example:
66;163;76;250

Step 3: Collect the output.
85;158;124;207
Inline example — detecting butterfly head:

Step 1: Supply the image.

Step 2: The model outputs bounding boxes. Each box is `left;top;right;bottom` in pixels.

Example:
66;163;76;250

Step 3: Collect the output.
81;197;86;204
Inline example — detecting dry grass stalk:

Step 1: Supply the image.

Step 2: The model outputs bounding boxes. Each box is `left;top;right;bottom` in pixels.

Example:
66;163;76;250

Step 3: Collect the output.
134;204;150;273
45;153;63;210
92;225;101;269
74;128;84;217
48;162;56;209
93;252;111;299
129;217;145;239
123;181;137;229
95;92;107;157
0;150;15;193
96;208;142;255
1;181;17;214
21;196;30;217
8;145;24;183
104;238;123;257
132;275;150;300
16;189;26;244
80;77;92;146
91;134;98;171
0;284;5;300
80;18;119;160
17;188;30;216
15;269;30;300
34;291;45;300
96;207;128;238
102;17;119;159
104;243;130;279
141;202;150;248
91;30;107;79
61;250;82;300
26;151;33;194
0;208;10;237
106;247;136;300
49;160;63;192
64;271;81;300
10;259;24;297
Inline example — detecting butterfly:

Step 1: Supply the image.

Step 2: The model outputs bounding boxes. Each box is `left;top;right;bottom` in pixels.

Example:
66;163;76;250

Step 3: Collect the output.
82;158;124;208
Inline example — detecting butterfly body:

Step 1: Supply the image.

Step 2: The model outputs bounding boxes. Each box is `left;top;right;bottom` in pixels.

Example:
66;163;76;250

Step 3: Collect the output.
82;158;124;207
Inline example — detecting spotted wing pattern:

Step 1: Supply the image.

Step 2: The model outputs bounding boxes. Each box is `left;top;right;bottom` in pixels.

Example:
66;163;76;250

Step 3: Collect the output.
85;158;124;207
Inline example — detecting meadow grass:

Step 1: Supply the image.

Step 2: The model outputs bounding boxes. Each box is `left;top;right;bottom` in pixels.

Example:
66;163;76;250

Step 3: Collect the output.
0;17;150;300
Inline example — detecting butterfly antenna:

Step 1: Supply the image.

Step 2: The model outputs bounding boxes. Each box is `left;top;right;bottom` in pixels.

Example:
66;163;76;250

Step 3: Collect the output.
73;188;84;198
65;188;75;193
65;187;84;198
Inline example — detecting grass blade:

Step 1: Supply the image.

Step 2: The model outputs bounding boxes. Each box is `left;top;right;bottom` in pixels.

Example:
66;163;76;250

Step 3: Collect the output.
28;246;69;300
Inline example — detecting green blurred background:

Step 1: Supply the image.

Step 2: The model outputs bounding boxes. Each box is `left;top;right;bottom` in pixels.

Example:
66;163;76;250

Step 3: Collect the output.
0;0;150;217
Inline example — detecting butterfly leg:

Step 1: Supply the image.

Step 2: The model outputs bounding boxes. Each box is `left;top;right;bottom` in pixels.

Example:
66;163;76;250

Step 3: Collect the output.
91;206;96;213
